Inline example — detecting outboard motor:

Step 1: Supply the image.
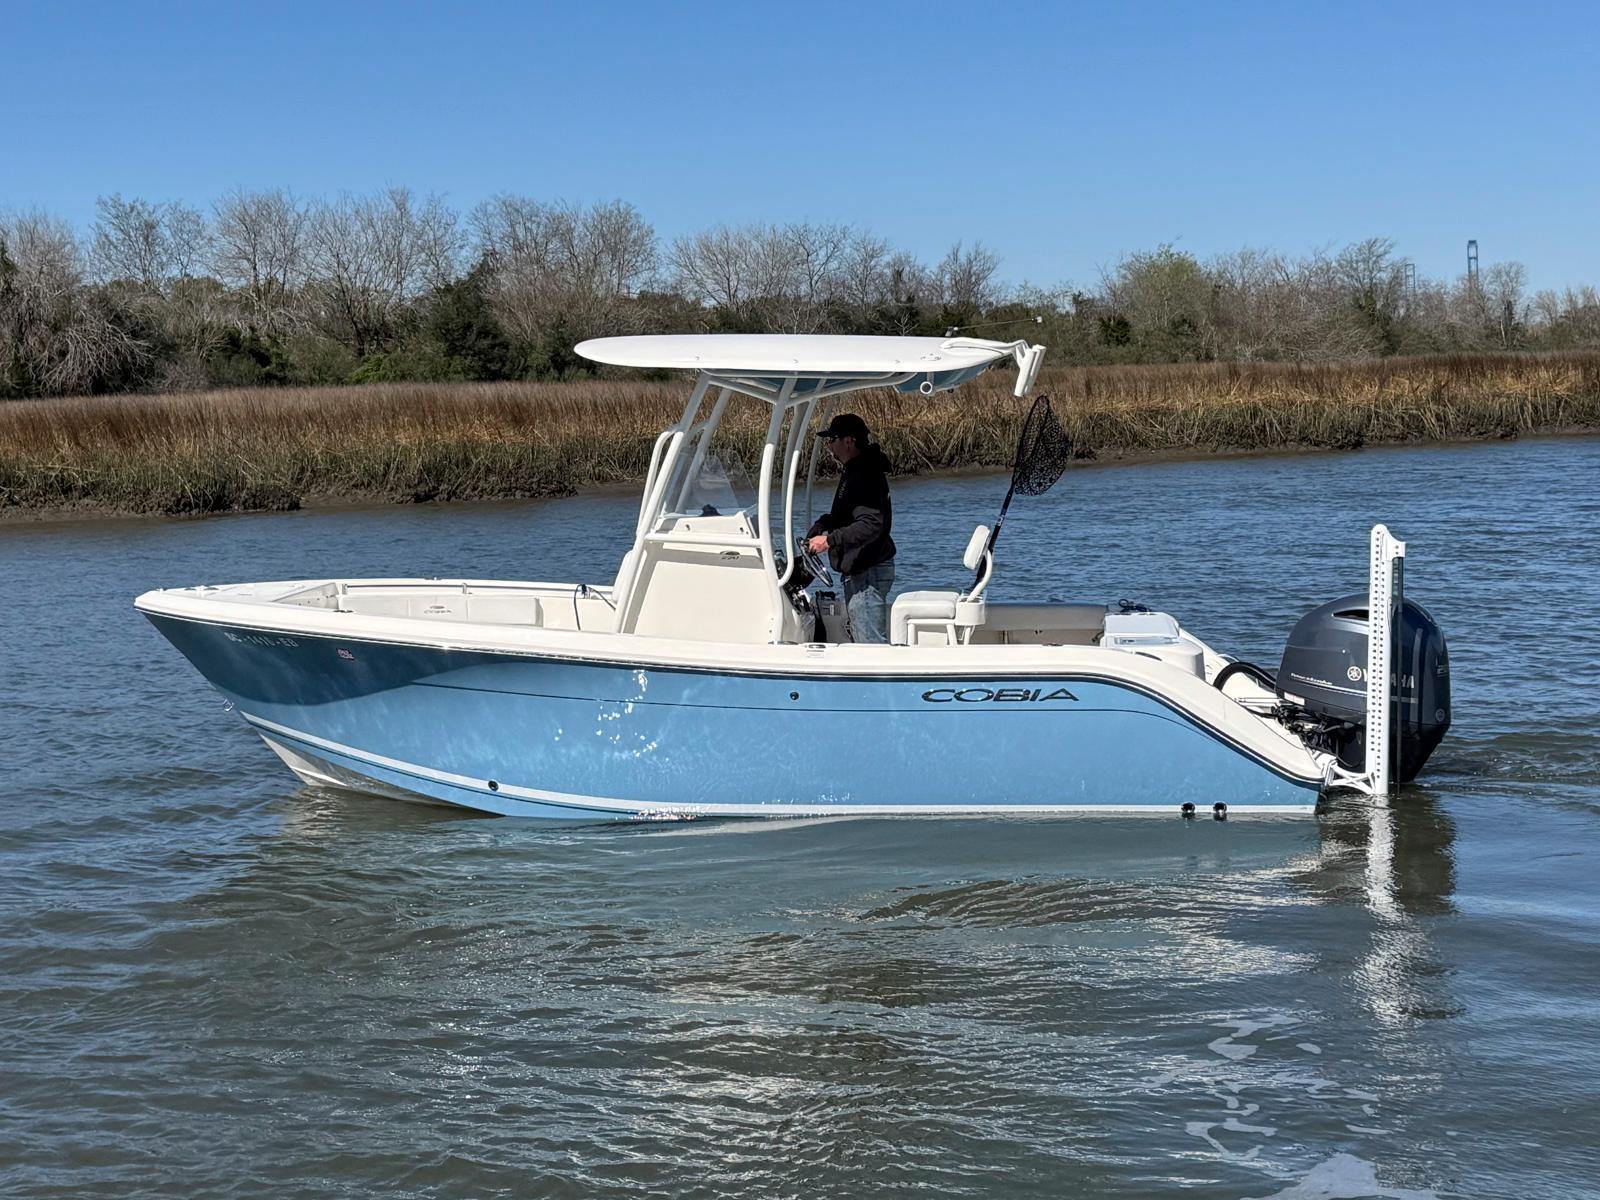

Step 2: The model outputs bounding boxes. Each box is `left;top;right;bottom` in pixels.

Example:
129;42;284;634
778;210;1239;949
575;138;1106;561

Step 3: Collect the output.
1277;594;1451;783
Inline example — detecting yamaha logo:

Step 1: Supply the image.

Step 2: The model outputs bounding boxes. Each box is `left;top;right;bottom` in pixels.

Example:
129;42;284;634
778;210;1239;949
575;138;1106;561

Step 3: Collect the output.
1346;665;1363;682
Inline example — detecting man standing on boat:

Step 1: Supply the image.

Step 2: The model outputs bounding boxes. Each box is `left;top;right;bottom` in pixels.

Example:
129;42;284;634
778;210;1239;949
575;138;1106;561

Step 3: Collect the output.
807;414;896;642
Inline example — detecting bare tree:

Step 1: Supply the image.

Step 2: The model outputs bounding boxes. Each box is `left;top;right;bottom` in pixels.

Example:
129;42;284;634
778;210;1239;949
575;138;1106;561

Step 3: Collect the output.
304;193;388;356
473;196;657;348
668;223;770;324
414;194;466;290
1483;261;1528;347
90;195;209;293
572;200;656;299
1553;286;1600;347
302;187;459;355
832;233;892;311
90;195;167;290
1529;285;1600;348
669;221;886;332
1208;247;1292;360
474;197;653;296
1331;237;1407;352
87;196;219;388
473;196;561;277
780;223;851;322
1333;238;1404;302
210;188;308;337
165;202;210;281
1;211;146;396
19;178;1600;393
936;241;1001;316
884;250;935;332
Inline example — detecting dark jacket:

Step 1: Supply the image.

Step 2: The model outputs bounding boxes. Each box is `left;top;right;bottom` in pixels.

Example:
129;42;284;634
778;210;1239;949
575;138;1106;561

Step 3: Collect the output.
807;444;896;576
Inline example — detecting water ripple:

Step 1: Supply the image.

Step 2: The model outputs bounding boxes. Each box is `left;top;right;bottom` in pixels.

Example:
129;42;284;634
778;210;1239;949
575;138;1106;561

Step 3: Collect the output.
4;439;1600;1197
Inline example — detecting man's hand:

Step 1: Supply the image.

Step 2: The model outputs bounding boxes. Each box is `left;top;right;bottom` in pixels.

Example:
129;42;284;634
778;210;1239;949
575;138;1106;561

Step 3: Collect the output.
806;534;830;555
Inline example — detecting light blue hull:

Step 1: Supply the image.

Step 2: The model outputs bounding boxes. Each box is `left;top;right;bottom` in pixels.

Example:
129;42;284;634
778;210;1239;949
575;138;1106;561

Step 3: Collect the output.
145;614;1323;818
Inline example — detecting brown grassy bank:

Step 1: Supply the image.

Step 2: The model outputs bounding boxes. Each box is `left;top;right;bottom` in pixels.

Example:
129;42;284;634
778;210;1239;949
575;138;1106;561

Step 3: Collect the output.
3;353;1598;517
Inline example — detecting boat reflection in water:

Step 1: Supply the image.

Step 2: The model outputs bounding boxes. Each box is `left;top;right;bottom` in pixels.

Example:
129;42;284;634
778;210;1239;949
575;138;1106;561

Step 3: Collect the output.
258;787;1459;1013
222;789;1462;1188
1310;794;1460;1026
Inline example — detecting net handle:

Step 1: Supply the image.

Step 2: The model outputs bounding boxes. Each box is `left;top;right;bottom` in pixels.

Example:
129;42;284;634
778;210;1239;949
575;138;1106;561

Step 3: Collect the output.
973;396;1064;590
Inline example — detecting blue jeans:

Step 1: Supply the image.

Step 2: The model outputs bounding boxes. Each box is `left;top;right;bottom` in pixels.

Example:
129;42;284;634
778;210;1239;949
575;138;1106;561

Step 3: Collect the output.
842;558;895;644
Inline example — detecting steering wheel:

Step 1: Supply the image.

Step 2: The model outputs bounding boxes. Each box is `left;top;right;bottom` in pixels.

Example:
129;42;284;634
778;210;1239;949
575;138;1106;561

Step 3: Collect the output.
796;534;835;590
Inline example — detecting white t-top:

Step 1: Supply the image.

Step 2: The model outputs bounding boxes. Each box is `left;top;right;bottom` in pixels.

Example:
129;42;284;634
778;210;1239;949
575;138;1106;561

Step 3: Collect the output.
574;334;1012;376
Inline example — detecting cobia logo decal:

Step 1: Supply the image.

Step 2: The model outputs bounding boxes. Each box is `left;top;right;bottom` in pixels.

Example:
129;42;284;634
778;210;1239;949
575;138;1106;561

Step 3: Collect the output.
921;686;1079;703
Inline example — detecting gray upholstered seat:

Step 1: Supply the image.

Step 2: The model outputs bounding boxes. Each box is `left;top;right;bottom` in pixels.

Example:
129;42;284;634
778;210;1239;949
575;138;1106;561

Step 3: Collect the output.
890;590;963;645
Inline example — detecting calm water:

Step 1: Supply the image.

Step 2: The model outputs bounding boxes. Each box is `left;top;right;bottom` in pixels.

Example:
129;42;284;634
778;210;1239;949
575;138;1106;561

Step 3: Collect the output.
3;438;1599;1198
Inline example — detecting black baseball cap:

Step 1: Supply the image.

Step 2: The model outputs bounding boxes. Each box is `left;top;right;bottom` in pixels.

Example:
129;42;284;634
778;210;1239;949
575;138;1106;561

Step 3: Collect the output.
817;413;870;442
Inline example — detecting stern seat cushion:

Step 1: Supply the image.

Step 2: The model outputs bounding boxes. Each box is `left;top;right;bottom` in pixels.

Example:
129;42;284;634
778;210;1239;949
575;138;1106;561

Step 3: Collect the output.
890;598;1108;645
983;602;1106;634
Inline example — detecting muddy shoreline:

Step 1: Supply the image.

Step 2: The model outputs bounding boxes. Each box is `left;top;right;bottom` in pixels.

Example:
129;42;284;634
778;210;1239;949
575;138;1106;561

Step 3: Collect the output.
5;428;1595;526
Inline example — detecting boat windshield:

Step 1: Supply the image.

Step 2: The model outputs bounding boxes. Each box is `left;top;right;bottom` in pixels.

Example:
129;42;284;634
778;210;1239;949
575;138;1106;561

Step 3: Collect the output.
676;451;754;516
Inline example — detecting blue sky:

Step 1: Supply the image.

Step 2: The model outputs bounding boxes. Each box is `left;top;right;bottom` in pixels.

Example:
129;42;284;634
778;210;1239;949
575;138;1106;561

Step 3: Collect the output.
4;0;1597;292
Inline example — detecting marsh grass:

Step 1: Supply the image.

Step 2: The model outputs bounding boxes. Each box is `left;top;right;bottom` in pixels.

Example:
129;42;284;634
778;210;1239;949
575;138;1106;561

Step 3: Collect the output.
3;353;1598;515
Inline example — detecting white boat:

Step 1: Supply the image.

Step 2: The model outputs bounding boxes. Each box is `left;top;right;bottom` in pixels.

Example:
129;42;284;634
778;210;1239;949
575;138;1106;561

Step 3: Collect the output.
136;334;1451;819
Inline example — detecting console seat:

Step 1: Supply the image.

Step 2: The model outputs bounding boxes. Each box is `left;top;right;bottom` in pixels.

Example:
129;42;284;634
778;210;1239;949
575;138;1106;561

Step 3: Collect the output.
890;590;964;645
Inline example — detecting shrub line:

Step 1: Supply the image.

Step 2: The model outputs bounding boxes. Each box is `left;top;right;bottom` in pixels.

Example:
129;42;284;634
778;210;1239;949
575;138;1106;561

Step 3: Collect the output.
2;352;1597;518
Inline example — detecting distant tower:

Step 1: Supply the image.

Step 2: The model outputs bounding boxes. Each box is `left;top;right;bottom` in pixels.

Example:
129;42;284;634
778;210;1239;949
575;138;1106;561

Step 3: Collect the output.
1403;261;1417;291
1467;239;1479;284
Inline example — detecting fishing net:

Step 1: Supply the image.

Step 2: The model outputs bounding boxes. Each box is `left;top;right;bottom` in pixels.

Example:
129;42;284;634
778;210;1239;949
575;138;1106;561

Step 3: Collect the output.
973;396;1072;588
1011;396;1072;496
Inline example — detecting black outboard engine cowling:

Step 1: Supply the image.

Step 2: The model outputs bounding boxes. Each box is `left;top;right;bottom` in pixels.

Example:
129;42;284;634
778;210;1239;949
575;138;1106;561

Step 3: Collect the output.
1277;594;1451;783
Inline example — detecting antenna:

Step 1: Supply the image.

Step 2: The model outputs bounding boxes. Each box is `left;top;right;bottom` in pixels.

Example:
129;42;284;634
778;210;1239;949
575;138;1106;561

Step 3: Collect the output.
944;315;1044;338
